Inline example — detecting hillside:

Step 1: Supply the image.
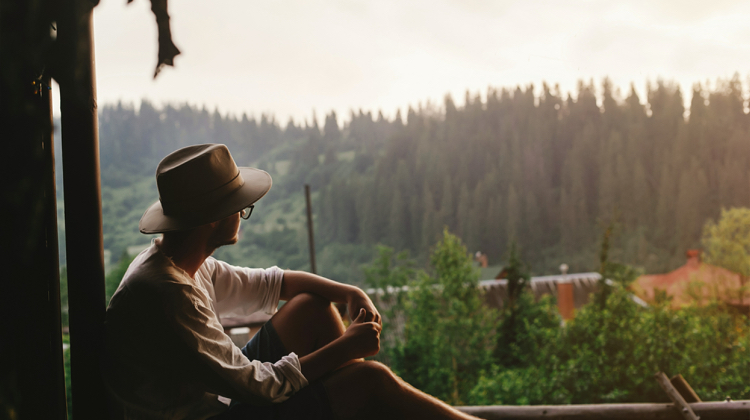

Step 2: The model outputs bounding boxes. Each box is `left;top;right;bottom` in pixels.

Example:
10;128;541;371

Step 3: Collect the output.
54;76;750;283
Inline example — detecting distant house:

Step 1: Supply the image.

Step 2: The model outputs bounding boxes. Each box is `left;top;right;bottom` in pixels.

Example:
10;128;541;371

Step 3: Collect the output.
474;251;504;280
480;272;605;319
632;250;748;312
471;252;642;319
367;269;615;320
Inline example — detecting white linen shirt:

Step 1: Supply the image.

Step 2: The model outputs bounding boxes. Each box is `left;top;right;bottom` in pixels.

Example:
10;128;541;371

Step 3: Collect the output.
102;242;308;420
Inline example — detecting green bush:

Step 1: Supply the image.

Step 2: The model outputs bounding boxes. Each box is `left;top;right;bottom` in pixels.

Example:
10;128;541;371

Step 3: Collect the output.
470;286;750;405
363;245;416;367
387;229;498;405
364;231;750;406
494;243;561;368
63;334;71;419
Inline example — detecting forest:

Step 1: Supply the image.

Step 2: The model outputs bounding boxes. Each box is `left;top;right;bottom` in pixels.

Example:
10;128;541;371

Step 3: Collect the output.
55;76;750;417
58;75;750;283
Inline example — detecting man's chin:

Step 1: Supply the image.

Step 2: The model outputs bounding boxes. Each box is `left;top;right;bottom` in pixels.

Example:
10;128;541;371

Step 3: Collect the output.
208;237;238;253
219;237;239;247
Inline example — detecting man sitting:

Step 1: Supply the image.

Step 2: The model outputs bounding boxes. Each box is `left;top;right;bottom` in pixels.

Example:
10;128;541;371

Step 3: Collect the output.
102;144;480;420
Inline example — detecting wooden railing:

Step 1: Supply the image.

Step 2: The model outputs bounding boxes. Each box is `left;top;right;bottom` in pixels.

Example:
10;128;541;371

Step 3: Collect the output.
456;400;750;420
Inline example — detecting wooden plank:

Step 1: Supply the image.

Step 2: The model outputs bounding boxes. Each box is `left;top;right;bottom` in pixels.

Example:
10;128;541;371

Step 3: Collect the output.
655;371;699;420
456;400;750;420
671;374;701;403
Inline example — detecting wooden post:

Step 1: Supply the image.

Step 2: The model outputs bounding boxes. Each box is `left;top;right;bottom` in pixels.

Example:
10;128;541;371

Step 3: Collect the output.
671;374;702;403
304;184;317;274
655;371;700;420
57;0;108;417
0;2;67;417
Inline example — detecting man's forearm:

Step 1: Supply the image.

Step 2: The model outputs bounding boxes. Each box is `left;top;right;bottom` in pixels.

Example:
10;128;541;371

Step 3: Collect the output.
280;270;361;302
298;309;381;382
298;336;353;383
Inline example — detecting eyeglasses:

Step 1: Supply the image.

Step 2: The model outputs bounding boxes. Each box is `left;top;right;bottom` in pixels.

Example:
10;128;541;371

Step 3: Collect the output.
240;205;254;220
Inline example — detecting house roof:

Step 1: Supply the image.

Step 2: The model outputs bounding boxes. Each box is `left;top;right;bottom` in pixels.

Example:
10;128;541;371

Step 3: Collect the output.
632;250;746;307
365;271;625;310
478;264;504;281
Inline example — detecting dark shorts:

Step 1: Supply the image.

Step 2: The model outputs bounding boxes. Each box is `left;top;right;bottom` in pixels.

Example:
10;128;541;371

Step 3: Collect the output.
209;321;334;420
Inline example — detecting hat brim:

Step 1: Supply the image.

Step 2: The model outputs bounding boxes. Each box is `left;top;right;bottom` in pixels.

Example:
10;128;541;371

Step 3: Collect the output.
139;167;272;234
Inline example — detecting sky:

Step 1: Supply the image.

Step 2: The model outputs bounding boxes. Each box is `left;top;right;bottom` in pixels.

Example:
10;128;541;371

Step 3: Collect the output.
53;0;750;125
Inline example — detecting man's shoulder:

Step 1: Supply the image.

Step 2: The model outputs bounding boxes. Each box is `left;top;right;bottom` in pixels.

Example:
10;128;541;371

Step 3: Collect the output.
121;245;191;291
108;245;206;315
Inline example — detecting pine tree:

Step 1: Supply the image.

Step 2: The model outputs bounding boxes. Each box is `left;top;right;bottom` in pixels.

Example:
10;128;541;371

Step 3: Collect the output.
506;185;520;241
456;185;471;241
439;176;455;232
389;187;407;251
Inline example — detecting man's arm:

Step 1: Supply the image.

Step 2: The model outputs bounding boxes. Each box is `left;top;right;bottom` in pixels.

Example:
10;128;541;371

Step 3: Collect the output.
280;270;381;325
298;308;381;382
280;270;383;383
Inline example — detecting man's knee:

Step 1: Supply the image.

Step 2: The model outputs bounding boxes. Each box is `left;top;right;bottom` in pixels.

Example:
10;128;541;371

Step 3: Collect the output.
284;292;331;314
346;361;401;391
324;361;403;419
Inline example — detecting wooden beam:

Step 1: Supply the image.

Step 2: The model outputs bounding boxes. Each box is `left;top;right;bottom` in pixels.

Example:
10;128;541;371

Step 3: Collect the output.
671;374;702;403
456;400;749;420
57;0;108;417
0;1;67;417
655;371;700;420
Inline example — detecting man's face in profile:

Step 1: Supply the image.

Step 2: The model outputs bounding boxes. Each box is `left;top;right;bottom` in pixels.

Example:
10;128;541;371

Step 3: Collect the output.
207;212;242;250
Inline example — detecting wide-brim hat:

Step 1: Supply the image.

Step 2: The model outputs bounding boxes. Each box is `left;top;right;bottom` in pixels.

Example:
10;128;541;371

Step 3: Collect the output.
139;144;272;234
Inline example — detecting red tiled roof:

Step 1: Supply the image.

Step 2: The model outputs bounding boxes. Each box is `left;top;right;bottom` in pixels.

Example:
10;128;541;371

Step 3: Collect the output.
632;250;746;307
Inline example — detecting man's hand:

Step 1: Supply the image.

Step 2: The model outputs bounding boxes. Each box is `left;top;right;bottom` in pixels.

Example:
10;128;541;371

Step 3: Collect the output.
341;308;381;359
347;289;381;325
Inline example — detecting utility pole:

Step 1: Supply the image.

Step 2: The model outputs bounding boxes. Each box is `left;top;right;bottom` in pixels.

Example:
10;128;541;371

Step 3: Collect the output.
305;184;317;274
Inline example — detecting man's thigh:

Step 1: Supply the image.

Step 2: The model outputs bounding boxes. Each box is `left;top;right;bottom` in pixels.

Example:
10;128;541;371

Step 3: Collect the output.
213;385;331;420
210;320;334;420
269;293;345;358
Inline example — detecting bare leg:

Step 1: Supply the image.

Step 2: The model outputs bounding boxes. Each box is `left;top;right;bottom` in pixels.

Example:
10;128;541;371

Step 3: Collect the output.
270;293;347;357
271;294;479;420
323;361;481;420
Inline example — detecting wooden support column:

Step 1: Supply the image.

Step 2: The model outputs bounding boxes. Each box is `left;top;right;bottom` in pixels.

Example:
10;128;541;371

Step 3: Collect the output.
0;0;67;418
57;0;108;417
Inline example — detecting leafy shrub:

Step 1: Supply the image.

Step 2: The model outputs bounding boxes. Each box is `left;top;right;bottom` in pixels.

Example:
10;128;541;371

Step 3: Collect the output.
385;229;498;405
365;231;750;406
470;285;750;405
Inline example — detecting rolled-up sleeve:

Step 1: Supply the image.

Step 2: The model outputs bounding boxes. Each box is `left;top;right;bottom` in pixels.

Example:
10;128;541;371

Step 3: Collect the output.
166;282;308;404
201;258;284;317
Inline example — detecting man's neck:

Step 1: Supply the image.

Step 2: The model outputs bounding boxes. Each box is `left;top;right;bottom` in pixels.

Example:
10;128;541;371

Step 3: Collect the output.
156;235;215;278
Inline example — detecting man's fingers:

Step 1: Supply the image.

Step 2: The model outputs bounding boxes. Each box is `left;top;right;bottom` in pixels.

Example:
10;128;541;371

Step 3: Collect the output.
353;308;366;323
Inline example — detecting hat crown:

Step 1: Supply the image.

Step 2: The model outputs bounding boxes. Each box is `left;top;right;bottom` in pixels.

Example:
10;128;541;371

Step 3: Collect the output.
156;144;242;213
